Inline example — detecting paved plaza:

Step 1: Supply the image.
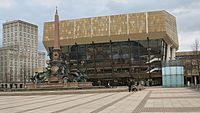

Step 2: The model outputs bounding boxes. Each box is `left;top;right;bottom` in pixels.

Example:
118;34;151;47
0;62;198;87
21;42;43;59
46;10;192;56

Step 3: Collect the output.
0;87;200;113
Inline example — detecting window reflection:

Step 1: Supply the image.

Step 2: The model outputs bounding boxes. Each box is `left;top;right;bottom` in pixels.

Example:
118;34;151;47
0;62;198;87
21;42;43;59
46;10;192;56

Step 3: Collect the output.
49;38;167;86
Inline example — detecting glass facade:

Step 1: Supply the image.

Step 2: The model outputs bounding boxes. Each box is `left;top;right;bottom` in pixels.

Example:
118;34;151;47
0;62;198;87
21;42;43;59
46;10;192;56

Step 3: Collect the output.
49;39;167;86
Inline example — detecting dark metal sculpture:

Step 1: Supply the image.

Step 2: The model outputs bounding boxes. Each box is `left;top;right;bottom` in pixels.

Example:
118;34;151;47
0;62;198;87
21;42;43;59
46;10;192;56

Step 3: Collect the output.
31;63;88;83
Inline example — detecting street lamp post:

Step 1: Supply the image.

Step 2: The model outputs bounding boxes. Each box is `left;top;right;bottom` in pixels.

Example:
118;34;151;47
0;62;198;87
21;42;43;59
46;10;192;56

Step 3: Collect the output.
5;73;8;89
147;37;152;86
10;73;11;83
21;68;26;89
23;69;26;89
10;69;13;83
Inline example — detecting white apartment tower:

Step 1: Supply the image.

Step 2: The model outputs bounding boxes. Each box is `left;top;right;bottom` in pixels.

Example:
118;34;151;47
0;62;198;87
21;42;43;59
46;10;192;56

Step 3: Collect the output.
0;20;45;83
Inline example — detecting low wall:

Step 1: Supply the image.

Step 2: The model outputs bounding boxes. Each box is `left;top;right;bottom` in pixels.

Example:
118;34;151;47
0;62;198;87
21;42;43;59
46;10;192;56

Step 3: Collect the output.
26;82;93;89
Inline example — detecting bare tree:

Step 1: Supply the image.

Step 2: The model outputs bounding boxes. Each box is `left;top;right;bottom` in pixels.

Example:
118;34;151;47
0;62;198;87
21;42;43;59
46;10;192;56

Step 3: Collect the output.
191;38;200;84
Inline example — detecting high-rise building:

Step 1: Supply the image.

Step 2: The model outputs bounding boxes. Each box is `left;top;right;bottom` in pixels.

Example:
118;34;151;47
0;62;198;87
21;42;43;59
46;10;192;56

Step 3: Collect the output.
0;20;45;88
43;10;178;86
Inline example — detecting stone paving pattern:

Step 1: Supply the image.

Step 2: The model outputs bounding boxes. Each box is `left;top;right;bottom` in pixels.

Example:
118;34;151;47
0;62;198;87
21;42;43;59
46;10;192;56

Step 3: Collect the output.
0;87;200;113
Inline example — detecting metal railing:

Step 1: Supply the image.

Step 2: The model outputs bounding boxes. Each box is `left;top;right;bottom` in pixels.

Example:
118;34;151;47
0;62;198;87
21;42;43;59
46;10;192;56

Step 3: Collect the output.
162;60;183;67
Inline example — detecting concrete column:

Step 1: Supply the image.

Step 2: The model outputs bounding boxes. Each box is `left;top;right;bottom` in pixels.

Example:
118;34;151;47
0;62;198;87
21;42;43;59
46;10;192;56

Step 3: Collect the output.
171;48;176;60
166;44;171;61
191;77;194;84
145;12;148;34
194;76;197;85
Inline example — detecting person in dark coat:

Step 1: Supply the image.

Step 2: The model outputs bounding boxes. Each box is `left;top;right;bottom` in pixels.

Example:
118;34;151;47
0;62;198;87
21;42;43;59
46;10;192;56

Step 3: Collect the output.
128;81;131;92
128;85;131;92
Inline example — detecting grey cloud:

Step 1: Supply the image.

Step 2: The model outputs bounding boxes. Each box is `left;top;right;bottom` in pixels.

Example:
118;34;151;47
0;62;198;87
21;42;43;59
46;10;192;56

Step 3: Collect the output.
106;0;191;13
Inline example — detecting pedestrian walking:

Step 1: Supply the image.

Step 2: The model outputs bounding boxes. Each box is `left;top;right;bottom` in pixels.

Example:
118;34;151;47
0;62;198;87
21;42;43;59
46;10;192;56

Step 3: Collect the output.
128;82;131;92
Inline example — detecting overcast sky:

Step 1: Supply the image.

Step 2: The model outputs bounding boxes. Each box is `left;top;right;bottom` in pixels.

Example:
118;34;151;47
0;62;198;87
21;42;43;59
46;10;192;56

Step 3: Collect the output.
0;0;200;52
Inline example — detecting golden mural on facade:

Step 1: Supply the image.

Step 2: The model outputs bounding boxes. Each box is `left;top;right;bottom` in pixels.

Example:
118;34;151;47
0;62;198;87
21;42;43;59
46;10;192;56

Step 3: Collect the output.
129;13;146;34
75;18;91;38
43;22;54;41
92;16;109;37
110;14;127;35
164;11;178;45
60;20;74;39
148;11;165;33
43;10;178;48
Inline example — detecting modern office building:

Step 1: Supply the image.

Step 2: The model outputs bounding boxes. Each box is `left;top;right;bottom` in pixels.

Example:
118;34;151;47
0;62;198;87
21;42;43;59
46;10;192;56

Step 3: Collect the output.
176;51;200;85
43;10;178;86
0;20;45;88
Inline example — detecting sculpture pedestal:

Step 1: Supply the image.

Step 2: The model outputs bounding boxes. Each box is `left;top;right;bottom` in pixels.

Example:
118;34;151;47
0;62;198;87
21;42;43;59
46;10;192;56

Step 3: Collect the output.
48;76;59;83
26;82;93;90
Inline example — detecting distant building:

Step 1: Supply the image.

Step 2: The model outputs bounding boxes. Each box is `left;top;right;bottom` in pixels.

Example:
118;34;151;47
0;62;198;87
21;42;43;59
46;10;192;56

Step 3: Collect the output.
176;51;200;85
43;10;178;86
0;20;45;88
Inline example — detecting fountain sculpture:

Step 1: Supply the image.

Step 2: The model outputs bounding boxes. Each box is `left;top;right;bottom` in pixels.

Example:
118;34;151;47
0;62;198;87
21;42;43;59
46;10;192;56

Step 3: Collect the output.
29;8;88;87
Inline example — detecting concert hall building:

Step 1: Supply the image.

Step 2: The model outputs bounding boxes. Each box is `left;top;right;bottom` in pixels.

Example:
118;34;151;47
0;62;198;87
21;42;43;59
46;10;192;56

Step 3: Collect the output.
43;10;178;86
